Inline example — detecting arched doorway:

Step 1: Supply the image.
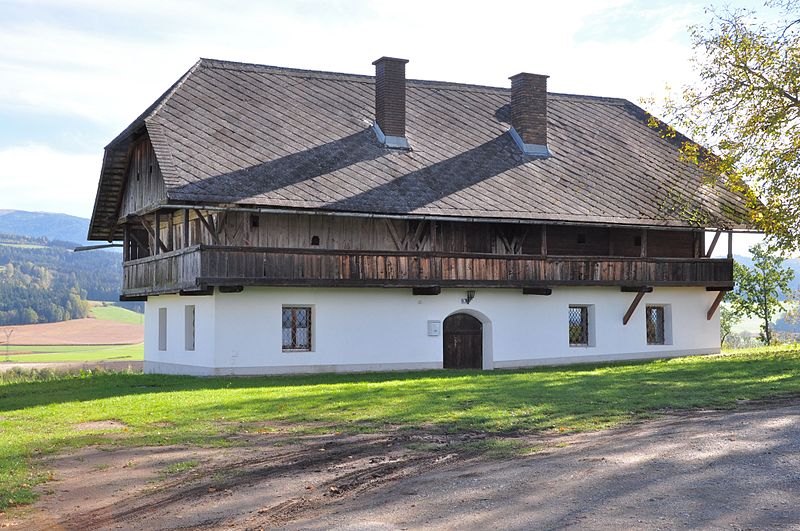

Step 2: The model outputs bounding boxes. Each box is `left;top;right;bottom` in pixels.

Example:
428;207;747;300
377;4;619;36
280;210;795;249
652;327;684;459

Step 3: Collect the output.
443;313;483;369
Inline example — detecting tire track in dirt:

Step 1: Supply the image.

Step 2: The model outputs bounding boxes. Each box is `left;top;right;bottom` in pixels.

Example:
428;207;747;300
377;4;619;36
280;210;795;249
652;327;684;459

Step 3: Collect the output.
50;432;479;530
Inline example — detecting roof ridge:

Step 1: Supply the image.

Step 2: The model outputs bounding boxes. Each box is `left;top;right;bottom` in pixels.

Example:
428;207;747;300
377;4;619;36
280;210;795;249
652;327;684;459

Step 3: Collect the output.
197;57;629;104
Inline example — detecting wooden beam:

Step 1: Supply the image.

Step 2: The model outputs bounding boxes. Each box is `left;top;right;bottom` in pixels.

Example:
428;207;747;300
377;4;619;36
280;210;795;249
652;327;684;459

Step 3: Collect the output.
727;231;733;259
541;225;547;256
640;229;648;258
195;209;221;245
621;286;653;293
179;288;215;296
183;209;190;248
119;294;147;302
122;224;130;262
154;211;161;255
218;285;244;293
706;230;721;258
167;213;174;252
707;290;726;320
385;219;404;250
522;287;552;295
706;286;734;292
413;286;441;296
623;289;648;325
140;217;168;254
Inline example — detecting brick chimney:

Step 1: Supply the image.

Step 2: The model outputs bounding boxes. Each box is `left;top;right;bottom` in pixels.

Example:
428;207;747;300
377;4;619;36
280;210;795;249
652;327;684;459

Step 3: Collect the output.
509;72;551;157
372;56;410;149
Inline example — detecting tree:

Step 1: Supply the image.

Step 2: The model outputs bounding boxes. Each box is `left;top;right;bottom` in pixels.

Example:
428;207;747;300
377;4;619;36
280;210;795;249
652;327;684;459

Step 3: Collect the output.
720;302;741;346
729;243;795;344
657;1;800;250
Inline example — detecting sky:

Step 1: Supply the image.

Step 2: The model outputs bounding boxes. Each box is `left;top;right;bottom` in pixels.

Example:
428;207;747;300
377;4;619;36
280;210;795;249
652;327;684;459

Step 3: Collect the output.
0;0;767;254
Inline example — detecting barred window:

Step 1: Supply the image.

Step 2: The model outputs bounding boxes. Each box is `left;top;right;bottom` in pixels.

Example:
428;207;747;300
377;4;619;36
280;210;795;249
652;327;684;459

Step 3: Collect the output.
646;306;665;345
282;307;312;351
568;305;589;346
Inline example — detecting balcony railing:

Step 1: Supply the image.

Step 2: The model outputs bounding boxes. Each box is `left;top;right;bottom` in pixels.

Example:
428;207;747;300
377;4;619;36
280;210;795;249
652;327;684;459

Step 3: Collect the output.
121;244;734;297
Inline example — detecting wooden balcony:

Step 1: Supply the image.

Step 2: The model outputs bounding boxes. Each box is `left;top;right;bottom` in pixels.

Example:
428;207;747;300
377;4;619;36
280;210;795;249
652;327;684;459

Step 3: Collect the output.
121;244;734;297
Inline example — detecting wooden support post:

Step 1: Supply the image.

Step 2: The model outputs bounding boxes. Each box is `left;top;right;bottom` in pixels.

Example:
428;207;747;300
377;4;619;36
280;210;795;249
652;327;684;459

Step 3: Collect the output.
707;290;726;320
541;225;547;256
154;211;161;255
167;213;174;251
727;231;733;259
195;209;221;245
122;225;130;262
623;288;648;325
183;209;190;248
640;229;647;258
706;230;721;258
430;220;437;251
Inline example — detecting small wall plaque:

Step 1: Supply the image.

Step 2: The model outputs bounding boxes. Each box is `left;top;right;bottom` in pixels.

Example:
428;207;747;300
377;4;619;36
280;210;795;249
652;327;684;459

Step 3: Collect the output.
427;320;441;336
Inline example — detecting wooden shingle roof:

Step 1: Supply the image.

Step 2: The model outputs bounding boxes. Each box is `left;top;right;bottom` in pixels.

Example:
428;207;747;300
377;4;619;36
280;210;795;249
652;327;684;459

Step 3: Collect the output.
89;58;754;241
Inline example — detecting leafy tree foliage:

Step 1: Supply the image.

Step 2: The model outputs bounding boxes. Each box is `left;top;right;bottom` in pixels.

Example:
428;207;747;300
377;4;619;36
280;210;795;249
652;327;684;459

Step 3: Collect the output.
720;303;741;346
0;233;126;325
729;243;795;344
657;1;800;249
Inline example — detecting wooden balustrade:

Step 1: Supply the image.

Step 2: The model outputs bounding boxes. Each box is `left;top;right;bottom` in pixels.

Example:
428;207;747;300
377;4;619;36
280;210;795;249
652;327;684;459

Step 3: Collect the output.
121;245;734;297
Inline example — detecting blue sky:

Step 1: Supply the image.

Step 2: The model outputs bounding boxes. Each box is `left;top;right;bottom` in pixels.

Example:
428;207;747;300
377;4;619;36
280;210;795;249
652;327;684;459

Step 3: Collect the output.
0;0;765;253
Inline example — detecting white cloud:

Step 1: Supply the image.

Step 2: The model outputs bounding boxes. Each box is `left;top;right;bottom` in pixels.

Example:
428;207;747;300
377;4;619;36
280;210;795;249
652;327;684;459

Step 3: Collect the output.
0;144;101;216
0;0;700;128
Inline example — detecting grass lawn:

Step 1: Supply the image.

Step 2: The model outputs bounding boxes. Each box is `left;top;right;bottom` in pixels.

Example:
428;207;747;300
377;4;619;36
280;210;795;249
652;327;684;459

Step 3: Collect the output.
0;343;143;363
1;346;800;508
89;303;144;325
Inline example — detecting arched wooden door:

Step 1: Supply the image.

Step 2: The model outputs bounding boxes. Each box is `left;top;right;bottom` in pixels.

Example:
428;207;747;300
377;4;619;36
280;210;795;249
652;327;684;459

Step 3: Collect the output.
443;314;483;369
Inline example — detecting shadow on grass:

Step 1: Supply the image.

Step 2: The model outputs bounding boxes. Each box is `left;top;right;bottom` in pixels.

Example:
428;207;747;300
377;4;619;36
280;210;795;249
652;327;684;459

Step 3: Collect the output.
2;350;800;433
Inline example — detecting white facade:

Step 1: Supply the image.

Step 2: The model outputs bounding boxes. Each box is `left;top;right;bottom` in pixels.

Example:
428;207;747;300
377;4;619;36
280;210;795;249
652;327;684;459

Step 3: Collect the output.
143;286;721;376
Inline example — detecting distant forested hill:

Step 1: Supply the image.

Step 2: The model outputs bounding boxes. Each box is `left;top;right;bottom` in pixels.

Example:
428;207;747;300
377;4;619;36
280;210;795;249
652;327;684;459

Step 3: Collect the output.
0;233;125;325
0;210;97;248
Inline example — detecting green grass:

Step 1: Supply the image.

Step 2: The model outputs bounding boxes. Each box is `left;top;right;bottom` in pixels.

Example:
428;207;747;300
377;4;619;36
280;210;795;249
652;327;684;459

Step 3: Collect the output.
89;304;144;325
0;344;143;363
163;460;199;475
2;346;800;508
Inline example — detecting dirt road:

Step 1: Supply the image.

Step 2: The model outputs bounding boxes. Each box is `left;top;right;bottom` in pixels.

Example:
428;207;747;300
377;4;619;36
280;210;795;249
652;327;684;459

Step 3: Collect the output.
9;401;800;530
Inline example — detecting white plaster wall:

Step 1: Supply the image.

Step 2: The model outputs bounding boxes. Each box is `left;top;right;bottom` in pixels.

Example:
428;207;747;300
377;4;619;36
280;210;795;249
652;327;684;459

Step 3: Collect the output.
144;294;216;374
144;286;721;375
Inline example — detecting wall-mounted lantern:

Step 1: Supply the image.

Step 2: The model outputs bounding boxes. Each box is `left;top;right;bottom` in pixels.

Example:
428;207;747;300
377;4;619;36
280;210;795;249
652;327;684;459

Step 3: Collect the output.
461;290;476;304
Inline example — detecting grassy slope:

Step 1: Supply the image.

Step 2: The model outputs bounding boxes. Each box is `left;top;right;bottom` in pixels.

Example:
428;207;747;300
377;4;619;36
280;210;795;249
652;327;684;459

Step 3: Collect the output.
2;346;800;508
89;304;144;325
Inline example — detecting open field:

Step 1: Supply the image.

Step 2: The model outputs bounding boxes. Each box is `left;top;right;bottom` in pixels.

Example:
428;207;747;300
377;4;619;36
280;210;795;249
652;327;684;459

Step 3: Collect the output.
0;315;143;346
1;345;800;514
0;343;143;363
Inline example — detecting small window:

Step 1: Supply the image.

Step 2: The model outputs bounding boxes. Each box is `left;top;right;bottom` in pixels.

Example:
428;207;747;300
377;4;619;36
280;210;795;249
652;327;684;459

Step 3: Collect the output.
250;214;260;228
577;233;586;244
310;235;320;246
158;308;167;351
646;306;666;345
568;305;589;346
282;306;312;351
185;305;195;351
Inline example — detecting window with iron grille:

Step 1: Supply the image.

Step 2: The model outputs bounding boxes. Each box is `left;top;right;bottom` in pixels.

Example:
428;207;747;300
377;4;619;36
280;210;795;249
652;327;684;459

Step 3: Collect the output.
568;305;589;346
282;306;312;351
646;305;666;345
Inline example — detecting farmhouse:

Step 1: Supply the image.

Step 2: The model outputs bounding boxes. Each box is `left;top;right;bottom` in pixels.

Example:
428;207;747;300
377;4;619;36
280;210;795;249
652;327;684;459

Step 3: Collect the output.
88;57;753;375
